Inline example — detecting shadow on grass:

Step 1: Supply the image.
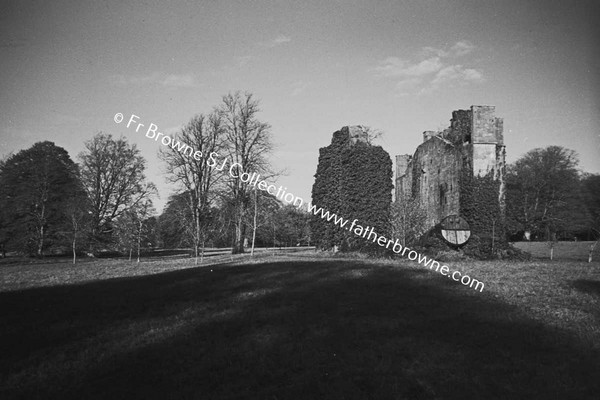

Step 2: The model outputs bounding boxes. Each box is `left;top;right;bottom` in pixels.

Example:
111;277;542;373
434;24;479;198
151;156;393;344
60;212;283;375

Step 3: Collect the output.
572;279;600;297
1;260;599;399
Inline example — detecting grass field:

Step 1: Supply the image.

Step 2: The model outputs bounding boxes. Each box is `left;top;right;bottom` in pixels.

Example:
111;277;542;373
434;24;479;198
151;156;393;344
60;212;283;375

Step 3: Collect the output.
512;240;599;261
1;254;599;399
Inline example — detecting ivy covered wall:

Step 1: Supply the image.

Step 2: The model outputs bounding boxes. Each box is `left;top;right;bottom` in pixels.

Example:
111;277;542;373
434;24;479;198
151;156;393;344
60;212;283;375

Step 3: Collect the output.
458;148;507;257
311;127;393;253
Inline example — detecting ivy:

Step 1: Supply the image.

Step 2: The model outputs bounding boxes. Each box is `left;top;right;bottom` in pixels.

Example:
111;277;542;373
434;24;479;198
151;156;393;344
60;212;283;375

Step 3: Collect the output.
459;168;507;257
311;128;393;253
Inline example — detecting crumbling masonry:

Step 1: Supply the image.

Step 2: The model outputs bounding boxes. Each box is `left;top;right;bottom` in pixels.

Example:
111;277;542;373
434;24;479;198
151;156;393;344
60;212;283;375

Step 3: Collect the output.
395;105;506;233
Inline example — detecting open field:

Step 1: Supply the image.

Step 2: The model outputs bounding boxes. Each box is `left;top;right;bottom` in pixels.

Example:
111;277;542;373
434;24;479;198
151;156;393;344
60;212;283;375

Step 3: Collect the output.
0;248;315;292
512;240;599;261
1;255;599;399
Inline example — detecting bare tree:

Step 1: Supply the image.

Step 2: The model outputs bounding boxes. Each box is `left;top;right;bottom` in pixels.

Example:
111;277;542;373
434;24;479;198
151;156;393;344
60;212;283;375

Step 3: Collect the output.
61;195;91;264
134;199;155;262
589;228;599;263
218;91;274;254
78;133;156;246
160;112;224;263
249;189;282;255
113;199;154;261
392;192;428;246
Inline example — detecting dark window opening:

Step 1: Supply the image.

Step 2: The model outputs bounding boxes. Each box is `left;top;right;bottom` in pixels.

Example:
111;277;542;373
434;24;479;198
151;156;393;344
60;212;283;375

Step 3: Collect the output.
439;183;447;206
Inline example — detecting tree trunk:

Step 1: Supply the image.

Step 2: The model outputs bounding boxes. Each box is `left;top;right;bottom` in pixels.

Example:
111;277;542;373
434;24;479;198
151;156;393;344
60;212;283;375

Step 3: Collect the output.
232;208;245;254
37;225;44;257
72;216;78;265
491;219;495;255
195;207;200;265
200;234;205;264
251;189;258;256
72;236;76;265
137;220;142;263
36;200;46;257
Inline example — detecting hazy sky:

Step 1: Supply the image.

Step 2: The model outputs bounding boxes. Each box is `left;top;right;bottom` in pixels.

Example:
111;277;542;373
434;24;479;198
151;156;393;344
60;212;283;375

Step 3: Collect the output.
1;0;598;211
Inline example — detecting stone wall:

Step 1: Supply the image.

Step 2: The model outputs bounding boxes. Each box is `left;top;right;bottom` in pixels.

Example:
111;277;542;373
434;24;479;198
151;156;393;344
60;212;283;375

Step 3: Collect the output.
472;143;498;177
395;105;505;234
472;105;503;144
395;154;412;198
397;137;461;227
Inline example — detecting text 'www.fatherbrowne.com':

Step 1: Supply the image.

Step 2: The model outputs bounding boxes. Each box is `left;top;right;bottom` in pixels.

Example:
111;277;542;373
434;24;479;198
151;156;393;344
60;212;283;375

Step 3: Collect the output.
306;203;485;292
114;112;485;292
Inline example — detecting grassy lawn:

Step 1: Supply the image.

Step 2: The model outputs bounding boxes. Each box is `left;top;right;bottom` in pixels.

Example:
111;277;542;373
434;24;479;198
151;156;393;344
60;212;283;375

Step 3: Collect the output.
1;255;599;399
0;253;249;292
512;240;599;261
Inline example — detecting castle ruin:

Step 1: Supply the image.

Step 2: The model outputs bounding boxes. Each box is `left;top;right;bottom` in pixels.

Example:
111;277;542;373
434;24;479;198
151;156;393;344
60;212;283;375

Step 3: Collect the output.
311;125;393;252
395;105;506;233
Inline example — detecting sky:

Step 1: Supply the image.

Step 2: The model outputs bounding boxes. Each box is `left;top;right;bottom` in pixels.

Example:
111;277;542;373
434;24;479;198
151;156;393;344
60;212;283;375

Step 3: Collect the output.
1;0;599;212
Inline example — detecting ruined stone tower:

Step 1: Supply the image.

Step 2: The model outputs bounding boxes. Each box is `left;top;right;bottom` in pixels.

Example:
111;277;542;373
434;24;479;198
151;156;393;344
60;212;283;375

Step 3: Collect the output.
395;105;505;232
311;126;393;251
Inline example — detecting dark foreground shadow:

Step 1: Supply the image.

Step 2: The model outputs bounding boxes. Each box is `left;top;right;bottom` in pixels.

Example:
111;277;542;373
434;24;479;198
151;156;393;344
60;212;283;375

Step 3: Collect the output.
1;260;599;399
572;279;600;297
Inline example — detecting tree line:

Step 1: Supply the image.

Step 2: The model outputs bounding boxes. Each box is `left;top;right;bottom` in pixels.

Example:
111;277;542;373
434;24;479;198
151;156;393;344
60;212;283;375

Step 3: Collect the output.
0;91;310;260
0;94;598;260
505;146;599;242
